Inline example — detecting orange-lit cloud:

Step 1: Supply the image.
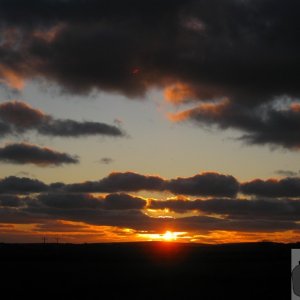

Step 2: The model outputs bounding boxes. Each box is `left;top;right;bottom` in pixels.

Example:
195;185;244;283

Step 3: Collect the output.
0;222;140;243
0;65;24;90
2;220;300;244
190;230;300;244
164;83;197;104
168;98;230;121
290;102;300;112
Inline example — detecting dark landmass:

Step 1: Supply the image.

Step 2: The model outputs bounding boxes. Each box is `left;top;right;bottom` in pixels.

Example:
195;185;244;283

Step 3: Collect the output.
0;241;295;299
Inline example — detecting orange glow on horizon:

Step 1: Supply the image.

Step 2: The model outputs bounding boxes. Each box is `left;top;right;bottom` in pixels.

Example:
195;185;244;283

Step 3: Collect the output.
2;221;300;244
138;231;188;242
162;231;177;241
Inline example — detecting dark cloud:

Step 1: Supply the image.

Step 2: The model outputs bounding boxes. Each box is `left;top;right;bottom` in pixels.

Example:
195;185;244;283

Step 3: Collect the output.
238;104;300;149
166;172;239;197
33;220;93;233
0;194;25;207
241;177;300;198
0;0;299;101
38;119;123;137
66;172;165;193
66;171;239;197
170;100;300;149
275;170;300;177
0;186;299;232
198;198;300;221
0;100;124;137
0;121;12;136
0;208;46;224
37;193;102;209
0;176;48;194
3;171;238;197
24;203;152;230
102;193;146;210
0;1;299;149
2;171;300;200
1;196;299;232
0;100;46;129
169;216;300;233
0;143;78;166
30;192;147;211
149;198;300;221
149;198;194;213
1;173;300;233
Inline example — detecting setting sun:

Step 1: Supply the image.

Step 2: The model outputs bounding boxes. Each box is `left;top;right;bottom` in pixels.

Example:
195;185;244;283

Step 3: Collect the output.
163;231;176;241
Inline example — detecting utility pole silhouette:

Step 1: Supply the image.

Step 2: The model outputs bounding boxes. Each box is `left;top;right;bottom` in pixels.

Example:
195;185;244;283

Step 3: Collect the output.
55;237;60;244
42;236;47;244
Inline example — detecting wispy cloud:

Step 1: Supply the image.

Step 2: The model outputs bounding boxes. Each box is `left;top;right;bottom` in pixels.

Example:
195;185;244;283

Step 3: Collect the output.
99;157;114;165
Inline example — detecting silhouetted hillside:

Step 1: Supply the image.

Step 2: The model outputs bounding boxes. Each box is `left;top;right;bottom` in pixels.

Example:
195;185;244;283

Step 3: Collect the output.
0;242;294;299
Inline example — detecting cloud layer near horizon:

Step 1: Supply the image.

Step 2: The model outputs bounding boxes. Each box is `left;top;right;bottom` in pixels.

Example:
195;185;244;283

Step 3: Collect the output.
1;191;300;233
1;170;300;238
1;171;300;198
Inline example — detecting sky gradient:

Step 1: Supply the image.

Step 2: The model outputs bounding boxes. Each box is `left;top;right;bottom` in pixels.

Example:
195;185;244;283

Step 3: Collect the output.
0;0;300;243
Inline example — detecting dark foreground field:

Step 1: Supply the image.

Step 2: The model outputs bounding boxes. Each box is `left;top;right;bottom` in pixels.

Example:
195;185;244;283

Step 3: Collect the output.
0;241;295;299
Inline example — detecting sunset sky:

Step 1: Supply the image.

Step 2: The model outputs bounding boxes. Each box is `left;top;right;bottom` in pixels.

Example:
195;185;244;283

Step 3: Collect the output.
1;0;300;243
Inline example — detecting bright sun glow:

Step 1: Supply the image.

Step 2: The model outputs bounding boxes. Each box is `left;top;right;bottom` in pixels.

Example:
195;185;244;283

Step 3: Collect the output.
162;231;176;241
137;231;188;242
